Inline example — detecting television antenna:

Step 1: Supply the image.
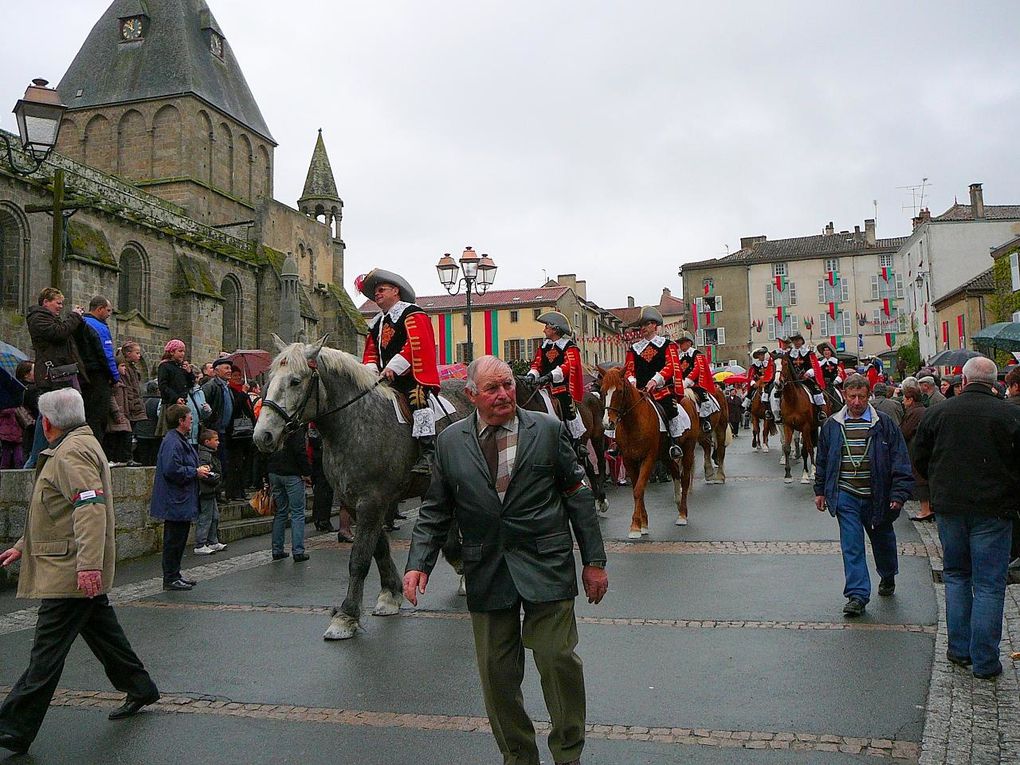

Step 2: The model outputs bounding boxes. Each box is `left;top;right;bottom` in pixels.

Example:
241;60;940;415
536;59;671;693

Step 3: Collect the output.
897;177;931;217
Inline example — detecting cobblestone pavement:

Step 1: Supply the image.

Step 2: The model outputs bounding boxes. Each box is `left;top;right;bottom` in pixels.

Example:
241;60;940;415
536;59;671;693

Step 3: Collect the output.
914;516;1020;765
0;436;973;763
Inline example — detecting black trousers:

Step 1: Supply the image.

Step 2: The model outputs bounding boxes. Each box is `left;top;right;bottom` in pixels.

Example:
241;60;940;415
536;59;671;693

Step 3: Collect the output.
224;438;252;498
103;431;132;463
162;520;191;583
81;376;112;443
0;596;158;746
310;447;334;526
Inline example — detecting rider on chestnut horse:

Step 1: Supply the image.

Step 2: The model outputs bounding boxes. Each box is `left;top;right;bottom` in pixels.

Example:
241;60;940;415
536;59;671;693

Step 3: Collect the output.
817;341;847;405
357;268;441;474
621;306;690;459
783;332;827;425
676;332;719;433
526;310;588;457
743;345;776;420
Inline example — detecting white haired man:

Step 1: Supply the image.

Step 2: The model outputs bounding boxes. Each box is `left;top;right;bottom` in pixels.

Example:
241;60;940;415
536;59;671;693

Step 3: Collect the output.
0;389;159;754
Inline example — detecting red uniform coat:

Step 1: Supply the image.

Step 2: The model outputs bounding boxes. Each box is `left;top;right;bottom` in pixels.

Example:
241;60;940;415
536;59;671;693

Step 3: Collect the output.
818;357;846;388
363;305;440;388
788;348;825;389
529;340;585;403
624;337;675;401
749;357;775;386
676;348;717;394
866;365;881;390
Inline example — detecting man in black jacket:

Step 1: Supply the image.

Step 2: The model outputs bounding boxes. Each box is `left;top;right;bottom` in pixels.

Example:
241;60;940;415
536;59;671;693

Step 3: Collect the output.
404;356;607;765
912;357;1020;680
266;427;311;562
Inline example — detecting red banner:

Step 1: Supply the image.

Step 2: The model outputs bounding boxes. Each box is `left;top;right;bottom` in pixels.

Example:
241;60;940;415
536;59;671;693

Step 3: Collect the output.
957;315;965;348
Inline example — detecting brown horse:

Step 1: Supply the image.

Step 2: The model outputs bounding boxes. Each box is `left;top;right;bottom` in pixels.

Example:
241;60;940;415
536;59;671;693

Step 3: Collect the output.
682;387;731;483
748;383;777;453
776;355;820;484
600;368;700;536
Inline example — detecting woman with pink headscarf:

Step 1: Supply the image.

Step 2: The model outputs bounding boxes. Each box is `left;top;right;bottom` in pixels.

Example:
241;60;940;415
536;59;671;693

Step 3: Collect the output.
156;339;192;435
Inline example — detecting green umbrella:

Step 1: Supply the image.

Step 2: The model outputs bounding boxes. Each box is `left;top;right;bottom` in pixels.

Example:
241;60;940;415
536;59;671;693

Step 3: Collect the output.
972;322;1020;352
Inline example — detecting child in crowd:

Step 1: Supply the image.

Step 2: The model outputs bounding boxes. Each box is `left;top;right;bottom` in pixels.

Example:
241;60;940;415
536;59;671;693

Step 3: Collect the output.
194;429;226;555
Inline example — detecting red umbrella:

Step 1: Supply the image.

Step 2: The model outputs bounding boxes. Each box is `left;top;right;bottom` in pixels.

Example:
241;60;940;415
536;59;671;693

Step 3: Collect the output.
223;350;273;381
725;374;749;385
438;363;468;381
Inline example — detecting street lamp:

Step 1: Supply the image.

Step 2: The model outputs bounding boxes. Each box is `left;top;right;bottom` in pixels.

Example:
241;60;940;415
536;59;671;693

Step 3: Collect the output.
436;246;498;363
2;79;66;175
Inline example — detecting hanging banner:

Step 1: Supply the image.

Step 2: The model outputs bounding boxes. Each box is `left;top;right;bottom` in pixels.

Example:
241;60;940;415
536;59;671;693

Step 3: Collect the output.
885;332;896;348
774;274;787;292
483;310;498;355
881;266;891;282
826;271;839;286
882;298;892;317
957;315;965;348
438;313;453;364
828;302;838;320
776;306;786;323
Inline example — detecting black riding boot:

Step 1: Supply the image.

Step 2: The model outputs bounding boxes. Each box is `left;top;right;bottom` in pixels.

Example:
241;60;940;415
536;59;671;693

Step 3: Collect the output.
815;405;827;425
572;437;589;462
411;436;435;475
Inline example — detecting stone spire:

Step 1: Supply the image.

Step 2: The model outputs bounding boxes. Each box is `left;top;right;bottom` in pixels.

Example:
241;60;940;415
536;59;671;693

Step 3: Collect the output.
298;129;346;287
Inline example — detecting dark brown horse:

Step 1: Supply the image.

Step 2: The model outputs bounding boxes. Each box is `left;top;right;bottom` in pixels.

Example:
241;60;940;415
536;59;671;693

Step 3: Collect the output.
748;383;776;453
776;355;820;484
600;368;700;536
682;387;731;484
514;376;609;515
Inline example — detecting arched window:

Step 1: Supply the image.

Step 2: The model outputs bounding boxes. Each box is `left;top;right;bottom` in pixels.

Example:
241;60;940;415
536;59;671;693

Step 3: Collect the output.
0;205;27;310
117;244;150;316
221;276;241;351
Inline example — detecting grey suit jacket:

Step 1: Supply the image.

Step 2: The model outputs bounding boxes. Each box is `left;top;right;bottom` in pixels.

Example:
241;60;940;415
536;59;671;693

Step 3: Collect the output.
406;407;607;612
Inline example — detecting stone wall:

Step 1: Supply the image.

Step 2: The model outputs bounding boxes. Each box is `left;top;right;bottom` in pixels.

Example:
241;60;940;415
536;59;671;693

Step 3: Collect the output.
256;199;334;287
0;468;161;589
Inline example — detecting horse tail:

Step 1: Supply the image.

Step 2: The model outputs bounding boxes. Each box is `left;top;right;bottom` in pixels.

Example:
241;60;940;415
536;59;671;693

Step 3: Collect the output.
724;423;734;447
767;419;777;437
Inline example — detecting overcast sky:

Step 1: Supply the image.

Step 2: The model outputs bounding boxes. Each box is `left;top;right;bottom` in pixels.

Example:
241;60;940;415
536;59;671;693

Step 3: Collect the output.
2;1;1019;309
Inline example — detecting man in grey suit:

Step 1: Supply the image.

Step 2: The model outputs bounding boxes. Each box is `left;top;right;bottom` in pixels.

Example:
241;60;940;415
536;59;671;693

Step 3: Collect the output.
404;356;608;765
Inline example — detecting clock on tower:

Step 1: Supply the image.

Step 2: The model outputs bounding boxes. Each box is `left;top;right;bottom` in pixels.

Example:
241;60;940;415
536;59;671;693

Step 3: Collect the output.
120;16;144;41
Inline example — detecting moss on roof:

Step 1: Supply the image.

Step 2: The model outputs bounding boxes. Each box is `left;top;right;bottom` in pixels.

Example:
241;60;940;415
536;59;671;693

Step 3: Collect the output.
327;282;369;335
174;252;222;300
65;220;117;267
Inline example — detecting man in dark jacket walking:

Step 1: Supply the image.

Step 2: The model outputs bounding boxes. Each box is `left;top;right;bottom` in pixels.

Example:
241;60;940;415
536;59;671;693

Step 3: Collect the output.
405;356;607;765
267;426;311;562
814;374;913;617
912;357;1020;679
80;296;119;443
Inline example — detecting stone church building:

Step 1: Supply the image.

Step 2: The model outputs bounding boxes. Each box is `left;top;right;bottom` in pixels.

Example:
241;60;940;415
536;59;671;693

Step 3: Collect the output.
0;0;365;374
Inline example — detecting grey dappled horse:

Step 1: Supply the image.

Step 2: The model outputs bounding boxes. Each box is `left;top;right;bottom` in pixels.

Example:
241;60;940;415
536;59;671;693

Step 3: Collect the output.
254;337;470;640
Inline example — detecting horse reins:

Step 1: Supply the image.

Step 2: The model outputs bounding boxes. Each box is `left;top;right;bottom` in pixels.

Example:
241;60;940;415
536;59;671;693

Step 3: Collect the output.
261;366;382;436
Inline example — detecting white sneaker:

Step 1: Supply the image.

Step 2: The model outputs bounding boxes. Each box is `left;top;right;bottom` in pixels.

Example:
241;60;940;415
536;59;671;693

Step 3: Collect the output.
193;545;215;555
210;542;227;552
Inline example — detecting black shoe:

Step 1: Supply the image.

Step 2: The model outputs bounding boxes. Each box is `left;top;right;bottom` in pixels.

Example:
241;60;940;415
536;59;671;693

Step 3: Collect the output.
162;579;192;591
946;652;972;668
878;576;895;596
974;666;1003;680
180;577;197;587
606;446;620;458
574;443;589;461
272;552;290;561
842;597;866;617
293;553;309;562
314;522;336;532
411;436;435;475
393;511;407;521
383;521;400;532
0;733;29;754
108;692;160;720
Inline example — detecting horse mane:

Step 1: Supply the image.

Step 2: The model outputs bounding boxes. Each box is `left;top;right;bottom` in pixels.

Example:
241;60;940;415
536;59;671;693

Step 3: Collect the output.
270;343;396;401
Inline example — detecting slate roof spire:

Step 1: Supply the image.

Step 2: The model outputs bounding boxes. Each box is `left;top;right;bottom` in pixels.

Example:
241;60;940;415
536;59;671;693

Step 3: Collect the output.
58;0;275;143
300;129;341;202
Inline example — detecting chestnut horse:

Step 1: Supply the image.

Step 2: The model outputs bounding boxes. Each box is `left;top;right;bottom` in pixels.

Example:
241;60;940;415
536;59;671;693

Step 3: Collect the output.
600;368;700;536
776;355;820;484
748;384;776;453
682;387;731;483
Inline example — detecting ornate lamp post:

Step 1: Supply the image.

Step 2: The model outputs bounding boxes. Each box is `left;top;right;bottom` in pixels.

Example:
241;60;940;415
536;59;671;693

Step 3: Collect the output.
436;246;497;363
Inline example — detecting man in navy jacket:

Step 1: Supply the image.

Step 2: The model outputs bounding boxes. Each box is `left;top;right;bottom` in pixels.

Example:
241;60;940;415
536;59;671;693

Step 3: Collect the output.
813;373;913;617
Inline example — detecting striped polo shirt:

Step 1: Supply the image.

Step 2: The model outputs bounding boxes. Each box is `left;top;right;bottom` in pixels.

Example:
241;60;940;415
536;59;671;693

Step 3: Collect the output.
837;414;872;497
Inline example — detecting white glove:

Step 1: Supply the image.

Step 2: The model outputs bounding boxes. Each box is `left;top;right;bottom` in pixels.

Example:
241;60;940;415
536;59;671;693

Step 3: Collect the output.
836;373;843;383
527;369;539;379
683;378;694;388
804;370;815;379
627;376;638;386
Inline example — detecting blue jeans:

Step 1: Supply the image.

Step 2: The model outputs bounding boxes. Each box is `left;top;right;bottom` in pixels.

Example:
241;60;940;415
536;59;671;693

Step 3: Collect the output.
269;474;306;555
834;491;898;604
22;418;48;468
195;496;220;547
936;513;1012;676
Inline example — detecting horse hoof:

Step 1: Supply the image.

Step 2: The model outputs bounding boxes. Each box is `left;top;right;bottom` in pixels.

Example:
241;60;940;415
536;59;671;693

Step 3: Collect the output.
784;477;793;484
674;517;688;526
596;499;610;518
779;456;786;466
323;615;359;640
372;591;402;616
762;446;769;453
640;527;649;536
457;575;467;596
800;476;811;485
627;530;642;540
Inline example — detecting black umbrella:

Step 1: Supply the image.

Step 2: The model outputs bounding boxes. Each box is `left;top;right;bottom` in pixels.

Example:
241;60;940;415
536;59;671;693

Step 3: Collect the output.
927;349;987;368
972;322;1020;352
0;366;25;409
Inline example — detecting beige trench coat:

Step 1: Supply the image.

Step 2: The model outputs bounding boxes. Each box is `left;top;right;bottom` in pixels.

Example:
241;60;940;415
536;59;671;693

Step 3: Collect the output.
13;425;116;599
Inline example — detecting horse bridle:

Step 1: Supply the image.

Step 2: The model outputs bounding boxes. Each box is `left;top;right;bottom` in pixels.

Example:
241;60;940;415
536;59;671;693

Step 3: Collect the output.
261;364;381;437
604;388;654;423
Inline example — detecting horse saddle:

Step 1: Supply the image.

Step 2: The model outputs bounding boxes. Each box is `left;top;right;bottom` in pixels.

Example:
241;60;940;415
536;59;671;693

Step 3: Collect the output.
392;391;457;433
647;398;668;433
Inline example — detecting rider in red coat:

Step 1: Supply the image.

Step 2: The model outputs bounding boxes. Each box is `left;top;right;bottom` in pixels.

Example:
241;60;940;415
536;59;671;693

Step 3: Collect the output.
676;333;719;433
358;268;440;474
785;332;826;424
816;342;847;398
743;346;776;419
527;311;588;457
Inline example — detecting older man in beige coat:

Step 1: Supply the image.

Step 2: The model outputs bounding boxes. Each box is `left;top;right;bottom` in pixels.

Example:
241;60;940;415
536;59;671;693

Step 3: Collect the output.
0;388;159;755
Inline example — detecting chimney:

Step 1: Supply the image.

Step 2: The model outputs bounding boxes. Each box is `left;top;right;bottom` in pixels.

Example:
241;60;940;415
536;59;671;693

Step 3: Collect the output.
662;287;671;297
574;279;586;300
823;221;834;236
627;296;635;308
864;218;876;246
969;183;985;219
854;225;861;237
739;235;766;250
912;208;931;230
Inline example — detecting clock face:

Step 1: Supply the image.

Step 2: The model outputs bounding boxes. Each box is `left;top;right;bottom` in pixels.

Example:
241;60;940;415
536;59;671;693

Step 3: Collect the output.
210;33;223;57
121;17;143;40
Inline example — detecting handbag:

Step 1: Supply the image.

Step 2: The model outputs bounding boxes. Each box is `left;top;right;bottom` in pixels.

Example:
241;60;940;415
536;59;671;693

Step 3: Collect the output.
14;406;34;430
231;414;254;439
250;486;276;517
44;361;79;385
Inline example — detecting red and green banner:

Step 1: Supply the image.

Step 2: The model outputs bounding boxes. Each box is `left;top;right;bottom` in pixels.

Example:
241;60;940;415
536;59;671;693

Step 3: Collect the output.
880;266;891;282
774;274;787;292
826;271;839;286
957;315;965;348
882;298;893;317
803;317;813;330
830;335;840;350
483;310;499;355
941;321;949;345
776;306;786;323
437;314;453;364
828;302;838;320
703;282;711;296
691;304;699;331
885;332;896;347
702;312;715;327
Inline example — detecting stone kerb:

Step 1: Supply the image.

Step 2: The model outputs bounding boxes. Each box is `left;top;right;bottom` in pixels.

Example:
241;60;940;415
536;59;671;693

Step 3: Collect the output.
0;467;161;589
